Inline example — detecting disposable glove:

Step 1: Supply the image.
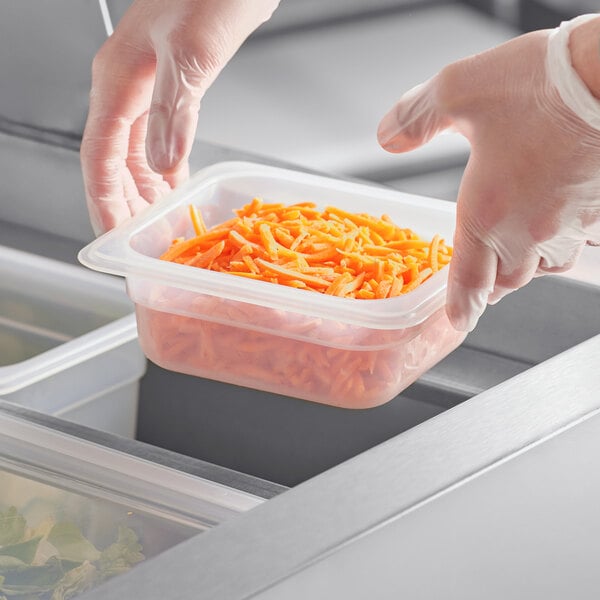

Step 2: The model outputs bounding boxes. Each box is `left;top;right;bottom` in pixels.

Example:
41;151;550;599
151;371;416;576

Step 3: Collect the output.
378;14;600;332
81;0;279;235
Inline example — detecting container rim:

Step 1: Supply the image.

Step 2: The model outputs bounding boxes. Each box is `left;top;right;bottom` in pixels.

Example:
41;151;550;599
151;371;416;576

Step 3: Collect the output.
0;314;141;394
0;245;141;394
79;161;456;330
0;408;264;520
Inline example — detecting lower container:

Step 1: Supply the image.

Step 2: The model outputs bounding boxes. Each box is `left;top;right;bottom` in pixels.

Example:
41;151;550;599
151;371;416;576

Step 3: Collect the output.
0;246;145;437
0;406;265;600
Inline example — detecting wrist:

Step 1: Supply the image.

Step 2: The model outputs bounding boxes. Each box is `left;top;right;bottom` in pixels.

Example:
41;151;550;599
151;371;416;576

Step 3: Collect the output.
546;13;600;131
570;15;600;100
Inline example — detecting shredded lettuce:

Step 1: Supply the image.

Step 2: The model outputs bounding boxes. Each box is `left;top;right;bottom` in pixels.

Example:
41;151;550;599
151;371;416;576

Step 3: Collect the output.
0;507;144;599
0;509;26;547
47;525;100;564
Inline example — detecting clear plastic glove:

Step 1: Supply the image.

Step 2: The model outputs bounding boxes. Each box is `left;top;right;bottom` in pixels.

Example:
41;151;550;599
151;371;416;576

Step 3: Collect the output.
81;0;279;235
378;15;600;332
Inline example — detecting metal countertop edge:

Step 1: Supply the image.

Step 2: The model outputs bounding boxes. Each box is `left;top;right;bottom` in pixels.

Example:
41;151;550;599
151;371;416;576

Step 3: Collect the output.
79;334;600;600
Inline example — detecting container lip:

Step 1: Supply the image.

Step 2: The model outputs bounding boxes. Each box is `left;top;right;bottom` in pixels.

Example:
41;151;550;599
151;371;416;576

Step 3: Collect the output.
79;161;456;330
0;243;129;297
0;408;264;516
0;314;141;395
0;245;142;394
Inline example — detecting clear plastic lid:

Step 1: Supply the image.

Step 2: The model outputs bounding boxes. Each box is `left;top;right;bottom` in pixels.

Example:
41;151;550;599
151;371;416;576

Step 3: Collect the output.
0;409;262;599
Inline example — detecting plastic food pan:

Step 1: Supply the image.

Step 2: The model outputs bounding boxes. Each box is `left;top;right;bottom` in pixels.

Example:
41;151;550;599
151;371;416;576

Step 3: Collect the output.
79;161;465;408
0;246;145;436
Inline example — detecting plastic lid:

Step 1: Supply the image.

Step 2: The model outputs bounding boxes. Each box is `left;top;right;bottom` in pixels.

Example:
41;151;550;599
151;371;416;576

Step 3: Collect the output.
0;408;263;598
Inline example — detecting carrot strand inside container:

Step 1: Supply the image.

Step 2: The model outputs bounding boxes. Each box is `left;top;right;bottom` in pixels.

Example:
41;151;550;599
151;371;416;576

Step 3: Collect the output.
160;198;452;299
145;197;461;409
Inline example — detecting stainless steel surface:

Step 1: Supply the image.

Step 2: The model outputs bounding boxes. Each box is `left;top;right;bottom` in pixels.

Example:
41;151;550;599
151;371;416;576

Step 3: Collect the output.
0;131;95;243
1;4;598;592
0;2;106;135
0;131;307;251
2;128;599;599
193;4;516;176
107;0;447;37
80;334;600;599
254;399;600;600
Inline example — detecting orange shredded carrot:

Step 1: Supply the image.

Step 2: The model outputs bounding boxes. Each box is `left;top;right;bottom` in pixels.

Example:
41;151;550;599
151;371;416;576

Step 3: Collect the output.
189;204;207;236
184;239;226;268
141;210;466;409
139;302;466;408
429;234;441;273
160;198;452;299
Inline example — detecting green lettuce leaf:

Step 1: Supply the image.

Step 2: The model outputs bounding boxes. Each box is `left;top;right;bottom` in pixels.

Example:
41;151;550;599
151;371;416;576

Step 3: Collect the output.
98;527;144;580
0;555;27;577
0;509;145;599
0;508;26;547
50;561;98;600
0;538;42;565
0;556;66;595
47;524;100;563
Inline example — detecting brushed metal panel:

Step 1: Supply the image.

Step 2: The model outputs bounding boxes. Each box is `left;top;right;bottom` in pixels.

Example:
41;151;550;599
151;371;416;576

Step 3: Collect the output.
0;132;303;244
0;2;107;134
193;5;516;175
0;133;94;242
79;335;600;600
466;276;600;365
255;404;600;600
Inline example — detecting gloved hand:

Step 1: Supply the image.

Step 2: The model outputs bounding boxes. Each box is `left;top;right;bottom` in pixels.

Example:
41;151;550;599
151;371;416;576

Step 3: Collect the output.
378;14;600;332
81;0;280;235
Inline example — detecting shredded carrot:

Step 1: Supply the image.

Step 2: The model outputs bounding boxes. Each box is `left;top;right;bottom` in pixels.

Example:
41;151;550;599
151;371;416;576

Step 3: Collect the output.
189;204;207;236
137;301;466;408
161;198;452;300
149;198;461;408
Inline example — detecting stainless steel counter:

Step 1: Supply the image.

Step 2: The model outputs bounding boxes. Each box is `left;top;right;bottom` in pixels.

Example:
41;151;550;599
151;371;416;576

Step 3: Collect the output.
2;115;600;600
80;335;600;600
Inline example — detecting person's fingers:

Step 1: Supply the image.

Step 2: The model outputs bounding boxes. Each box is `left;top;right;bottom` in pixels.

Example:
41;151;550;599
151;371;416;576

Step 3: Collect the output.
145;0;280;176
377;76;452;153
145;45;205;175
446;234;497;332
127;112;171;205
536;236;585;272
163;160;190;191
81;32;155;233
445;159;498;332
81;111;134;234
487;253;539;305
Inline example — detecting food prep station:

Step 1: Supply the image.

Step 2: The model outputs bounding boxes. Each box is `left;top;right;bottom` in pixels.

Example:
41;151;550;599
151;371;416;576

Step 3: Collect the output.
1;1;600;598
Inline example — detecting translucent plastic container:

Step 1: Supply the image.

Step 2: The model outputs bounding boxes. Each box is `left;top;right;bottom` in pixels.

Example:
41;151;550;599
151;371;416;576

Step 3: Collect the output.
0;408;262;599
0;246;145;436
79;161;466;408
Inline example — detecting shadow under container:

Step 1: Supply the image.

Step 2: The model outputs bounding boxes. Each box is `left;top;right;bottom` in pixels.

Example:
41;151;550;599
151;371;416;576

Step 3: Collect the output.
80;161;465;409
